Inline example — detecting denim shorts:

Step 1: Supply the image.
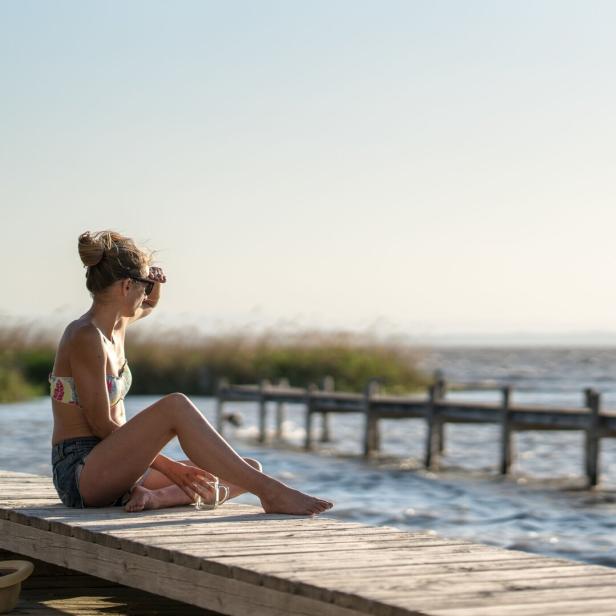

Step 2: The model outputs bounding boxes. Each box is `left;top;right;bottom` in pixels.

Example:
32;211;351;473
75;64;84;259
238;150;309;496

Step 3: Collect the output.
51;436;149;508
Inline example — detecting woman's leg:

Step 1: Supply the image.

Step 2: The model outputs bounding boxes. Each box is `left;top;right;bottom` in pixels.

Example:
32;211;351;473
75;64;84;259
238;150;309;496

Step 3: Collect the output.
142;457;262;498
125;485;192;512
79;393;333;515
124;457;263;512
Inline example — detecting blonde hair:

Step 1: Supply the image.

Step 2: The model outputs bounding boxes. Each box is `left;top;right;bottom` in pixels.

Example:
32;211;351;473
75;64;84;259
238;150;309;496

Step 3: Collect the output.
78;230;154;295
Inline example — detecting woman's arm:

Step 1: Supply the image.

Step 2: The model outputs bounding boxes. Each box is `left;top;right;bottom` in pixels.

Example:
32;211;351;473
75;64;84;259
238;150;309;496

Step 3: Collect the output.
151;456;218;501
70;325;121;438
127;266;166;324
150;452;176;474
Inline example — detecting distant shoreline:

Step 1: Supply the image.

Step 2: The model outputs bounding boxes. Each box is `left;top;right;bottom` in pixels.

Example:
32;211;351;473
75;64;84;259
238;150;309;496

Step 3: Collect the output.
5;312;616;348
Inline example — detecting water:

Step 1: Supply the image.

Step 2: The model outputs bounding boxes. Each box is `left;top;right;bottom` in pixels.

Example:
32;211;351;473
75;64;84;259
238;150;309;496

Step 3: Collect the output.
1;347;615;568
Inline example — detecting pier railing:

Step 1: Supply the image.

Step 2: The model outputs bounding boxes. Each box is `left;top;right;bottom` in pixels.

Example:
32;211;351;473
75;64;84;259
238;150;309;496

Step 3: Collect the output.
215;377;616;487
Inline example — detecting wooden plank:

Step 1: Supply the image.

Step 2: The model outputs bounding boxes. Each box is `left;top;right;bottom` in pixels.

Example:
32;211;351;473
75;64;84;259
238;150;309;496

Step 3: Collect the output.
118;529;425;546
200;555;550;596
0;472;53;482
430;598;616;616
4;507;378;554
3;503;290;524
0;481;56;488
0;490;59;498
89;524;413;538
341;571;616;597
3;501;263;517
0;501;61;521
4;506;352;528
246;571;616;613
151;539;470;568
73;525;427;555
136;538;470;572
100;528;414;547
69;521;396;539
286;562;602;583
69;530;448;567
196;546;616;614
0;475;52;482
383;586;616;612
210;543;535;569
66;518;385;534
9;516;355;539
3;511;350;535
0;546;218;616
228;549;545;576
219;557;583;597
145;536;466;558
0;519;375;616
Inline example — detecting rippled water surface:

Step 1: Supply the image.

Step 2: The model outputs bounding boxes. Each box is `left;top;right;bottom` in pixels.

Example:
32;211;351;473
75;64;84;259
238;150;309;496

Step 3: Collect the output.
2;348;615;568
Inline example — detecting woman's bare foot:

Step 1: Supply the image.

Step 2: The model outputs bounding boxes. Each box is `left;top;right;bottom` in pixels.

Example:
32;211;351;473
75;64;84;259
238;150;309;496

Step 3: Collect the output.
123;485;194;512
259;481;334;516
124;485;156;512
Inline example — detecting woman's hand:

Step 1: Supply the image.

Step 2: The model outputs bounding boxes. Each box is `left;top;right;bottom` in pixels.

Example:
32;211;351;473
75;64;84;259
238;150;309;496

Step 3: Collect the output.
141;266;165;309
162;459;218;503
148;266;166;283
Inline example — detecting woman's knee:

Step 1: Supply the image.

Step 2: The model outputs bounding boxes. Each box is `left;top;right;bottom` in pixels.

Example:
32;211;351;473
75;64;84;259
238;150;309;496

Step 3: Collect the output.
140;393;197;432
244;457;262;472
158;392;197;417
164;392;192;407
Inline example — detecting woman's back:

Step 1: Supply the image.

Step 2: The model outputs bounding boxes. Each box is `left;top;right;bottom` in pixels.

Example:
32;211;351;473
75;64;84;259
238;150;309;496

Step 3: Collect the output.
50;318;129;446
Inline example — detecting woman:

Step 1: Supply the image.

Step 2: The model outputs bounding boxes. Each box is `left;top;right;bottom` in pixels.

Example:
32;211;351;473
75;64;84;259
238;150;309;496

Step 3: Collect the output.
49;230;334;515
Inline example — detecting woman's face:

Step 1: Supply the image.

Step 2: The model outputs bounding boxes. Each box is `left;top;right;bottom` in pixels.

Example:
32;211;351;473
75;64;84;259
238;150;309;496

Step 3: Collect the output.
121;270;150;316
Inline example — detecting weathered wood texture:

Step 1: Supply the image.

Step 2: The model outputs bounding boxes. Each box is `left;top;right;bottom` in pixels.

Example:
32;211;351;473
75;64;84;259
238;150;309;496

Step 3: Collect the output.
0;547;219;615
2;471;615;616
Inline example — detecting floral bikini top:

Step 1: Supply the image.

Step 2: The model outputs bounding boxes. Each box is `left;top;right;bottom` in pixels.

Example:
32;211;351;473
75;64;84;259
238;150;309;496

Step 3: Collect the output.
49;359;132;407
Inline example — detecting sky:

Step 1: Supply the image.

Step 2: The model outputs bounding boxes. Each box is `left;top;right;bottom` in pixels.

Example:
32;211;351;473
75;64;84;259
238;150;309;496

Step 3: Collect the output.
1;1;616;345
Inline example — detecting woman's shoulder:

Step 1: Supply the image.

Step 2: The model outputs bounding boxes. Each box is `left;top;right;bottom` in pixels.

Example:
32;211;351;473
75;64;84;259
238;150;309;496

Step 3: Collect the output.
52;320;105;375
62;319;104;348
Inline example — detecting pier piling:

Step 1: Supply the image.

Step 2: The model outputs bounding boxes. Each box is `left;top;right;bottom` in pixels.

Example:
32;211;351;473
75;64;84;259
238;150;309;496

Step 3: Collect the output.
362;379;381;458
215;377;229;435
500;385;513;475
585;389;601;487
258;379;270;443
304;383;318;450
319;375;334;442
275;378;289;440
424;384;439;469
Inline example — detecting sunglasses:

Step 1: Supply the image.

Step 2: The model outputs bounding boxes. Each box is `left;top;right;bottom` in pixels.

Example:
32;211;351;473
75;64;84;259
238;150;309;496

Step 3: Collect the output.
119;269;154;296
130;276;155;296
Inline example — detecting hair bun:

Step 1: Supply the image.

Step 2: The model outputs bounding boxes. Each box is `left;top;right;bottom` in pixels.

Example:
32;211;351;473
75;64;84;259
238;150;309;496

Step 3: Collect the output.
78;229;155;296
78;230;105;268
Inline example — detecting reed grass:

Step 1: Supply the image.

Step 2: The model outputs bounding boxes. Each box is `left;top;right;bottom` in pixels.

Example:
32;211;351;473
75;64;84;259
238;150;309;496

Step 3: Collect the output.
0;322;56;402
0;321;429;402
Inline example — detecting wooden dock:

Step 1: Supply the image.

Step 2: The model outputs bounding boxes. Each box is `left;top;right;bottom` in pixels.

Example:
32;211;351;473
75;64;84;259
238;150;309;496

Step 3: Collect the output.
216;378;616;486
2;470;616;616
0;546;216;615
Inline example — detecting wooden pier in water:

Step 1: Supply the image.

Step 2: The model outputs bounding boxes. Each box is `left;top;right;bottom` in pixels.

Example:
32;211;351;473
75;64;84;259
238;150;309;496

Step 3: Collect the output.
216;377;616;487
2;469;616;616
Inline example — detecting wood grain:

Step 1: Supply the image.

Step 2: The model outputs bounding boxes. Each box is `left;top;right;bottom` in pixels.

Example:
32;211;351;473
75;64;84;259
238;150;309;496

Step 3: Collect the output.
2;469;615;616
